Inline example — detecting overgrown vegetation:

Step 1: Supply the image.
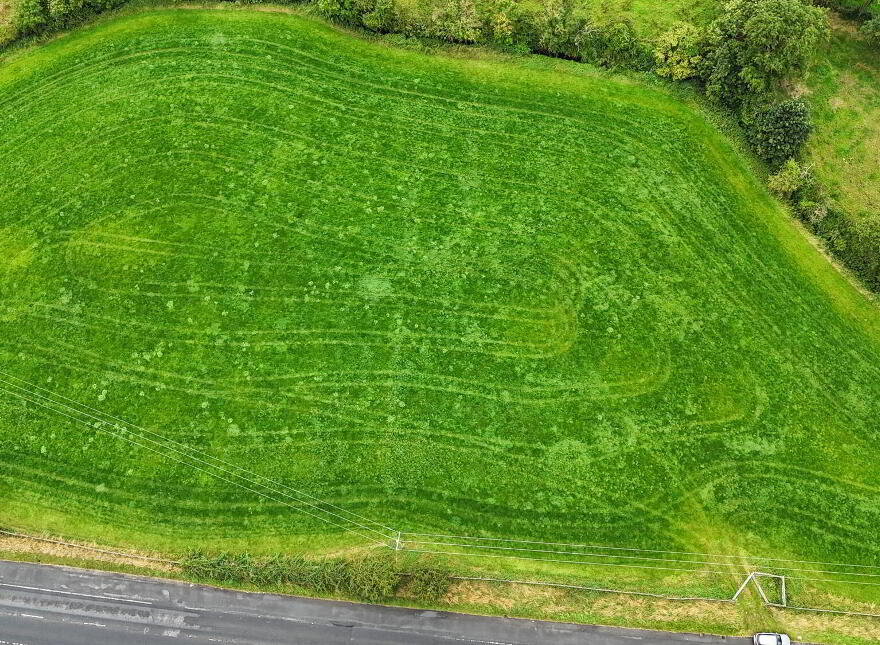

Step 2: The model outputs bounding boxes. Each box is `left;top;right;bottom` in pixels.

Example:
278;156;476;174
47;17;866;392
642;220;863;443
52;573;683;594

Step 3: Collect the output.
180;550;451;602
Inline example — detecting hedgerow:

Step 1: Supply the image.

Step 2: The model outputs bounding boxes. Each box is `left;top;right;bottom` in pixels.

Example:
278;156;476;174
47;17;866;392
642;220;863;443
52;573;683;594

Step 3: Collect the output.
180;550;451;603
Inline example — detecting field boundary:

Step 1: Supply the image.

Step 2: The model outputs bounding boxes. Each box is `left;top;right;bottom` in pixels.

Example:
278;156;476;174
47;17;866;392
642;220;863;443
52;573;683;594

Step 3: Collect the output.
4;368;880;621
0;528;181;565
3;525;880;620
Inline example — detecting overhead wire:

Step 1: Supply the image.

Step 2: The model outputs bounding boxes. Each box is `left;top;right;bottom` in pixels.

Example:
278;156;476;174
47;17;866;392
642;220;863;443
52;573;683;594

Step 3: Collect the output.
3;374;880;583
0;383;389;546
0;369;396;537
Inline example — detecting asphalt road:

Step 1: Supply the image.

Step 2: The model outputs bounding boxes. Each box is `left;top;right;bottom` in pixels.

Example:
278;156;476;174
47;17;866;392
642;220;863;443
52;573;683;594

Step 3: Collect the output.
0;560;752;645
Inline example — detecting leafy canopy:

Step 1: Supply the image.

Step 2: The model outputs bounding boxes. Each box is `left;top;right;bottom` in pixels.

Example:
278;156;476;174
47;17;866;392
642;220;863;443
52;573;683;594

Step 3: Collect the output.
862;17;880;45
748;99;812;168
700;0;829;105
653;22;703;80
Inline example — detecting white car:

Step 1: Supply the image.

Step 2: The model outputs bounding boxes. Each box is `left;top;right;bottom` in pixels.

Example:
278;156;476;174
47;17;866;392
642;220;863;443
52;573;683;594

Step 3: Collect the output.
754;634;791;645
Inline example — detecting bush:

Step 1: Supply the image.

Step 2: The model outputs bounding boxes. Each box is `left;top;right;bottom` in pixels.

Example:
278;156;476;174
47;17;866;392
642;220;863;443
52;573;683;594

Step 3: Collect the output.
362;0;398;33
590;21;653;69
532;0;594;59
404;560;453;601
428;0;483;43
862;17;880;45
747;99;812;167
700;0;830;105
14;0;50;36
654;22;703;80
797;199;830;225
482;0;517;46
768;158;814;199
315;0;368;25
315;0;397;31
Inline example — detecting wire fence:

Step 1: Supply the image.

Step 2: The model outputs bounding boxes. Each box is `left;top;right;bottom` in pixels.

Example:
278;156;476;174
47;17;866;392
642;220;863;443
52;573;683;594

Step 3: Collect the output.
1;372;879;620
0;528;180;565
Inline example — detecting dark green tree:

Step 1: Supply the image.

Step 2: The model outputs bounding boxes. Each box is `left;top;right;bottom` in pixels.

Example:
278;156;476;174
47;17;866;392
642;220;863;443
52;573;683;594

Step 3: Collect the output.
699;0;829;105
14;0;50;36
748;99;812;167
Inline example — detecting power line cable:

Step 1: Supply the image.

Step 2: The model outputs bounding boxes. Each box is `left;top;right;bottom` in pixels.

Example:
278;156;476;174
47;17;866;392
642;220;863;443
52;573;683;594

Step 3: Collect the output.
4;373;880;579
0;369;396;536
403;532;880;570
403;539;880;578
0;375;394;540
401;547;736;575
0;384;388;546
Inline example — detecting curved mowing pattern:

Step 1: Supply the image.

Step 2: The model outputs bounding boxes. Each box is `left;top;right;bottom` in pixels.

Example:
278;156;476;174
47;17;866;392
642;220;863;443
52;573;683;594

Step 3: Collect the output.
1;10;880;566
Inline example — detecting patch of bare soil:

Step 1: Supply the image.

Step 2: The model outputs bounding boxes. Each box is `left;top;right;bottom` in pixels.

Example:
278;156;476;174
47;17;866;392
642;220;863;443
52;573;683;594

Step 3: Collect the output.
0;532;178;572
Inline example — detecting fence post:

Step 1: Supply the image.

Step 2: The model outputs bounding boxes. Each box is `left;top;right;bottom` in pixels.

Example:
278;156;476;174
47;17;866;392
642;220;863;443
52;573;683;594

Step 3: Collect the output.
393;531;402;551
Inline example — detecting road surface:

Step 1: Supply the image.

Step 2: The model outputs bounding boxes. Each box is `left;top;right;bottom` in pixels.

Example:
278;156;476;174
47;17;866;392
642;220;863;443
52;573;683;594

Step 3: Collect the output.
0;560;752;644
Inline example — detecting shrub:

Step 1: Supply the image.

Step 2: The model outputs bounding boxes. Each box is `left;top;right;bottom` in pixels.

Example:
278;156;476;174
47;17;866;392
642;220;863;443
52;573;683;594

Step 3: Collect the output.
768;158;814;199
797;199;830;225
700;0;830;105
862;17;880;45
315;0;397;31
482;0;517;46
315;0;367;25
590;21;653;69
508;1;542;50
14;0;50;36
654;22;703;80
404;560;453;601
748;99;812;167
428;0;483;43
362;0;398;33
532;0;594;59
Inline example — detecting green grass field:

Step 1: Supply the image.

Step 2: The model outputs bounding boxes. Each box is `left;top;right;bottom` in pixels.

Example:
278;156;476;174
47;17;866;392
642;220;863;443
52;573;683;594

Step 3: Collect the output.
2;7;880;607
806;14;880;219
